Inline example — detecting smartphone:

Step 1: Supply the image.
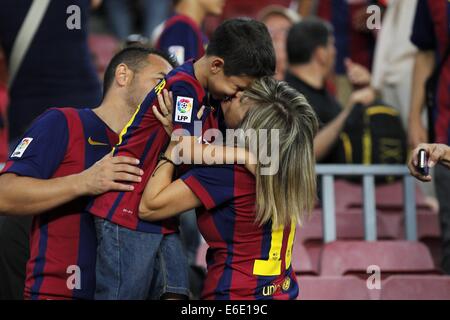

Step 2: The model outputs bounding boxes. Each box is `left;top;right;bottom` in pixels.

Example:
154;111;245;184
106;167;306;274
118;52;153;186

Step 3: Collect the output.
417;149;429;176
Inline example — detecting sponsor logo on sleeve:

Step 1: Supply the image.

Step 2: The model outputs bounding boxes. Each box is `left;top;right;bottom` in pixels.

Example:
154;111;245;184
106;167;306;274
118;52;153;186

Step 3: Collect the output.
11;138;33;158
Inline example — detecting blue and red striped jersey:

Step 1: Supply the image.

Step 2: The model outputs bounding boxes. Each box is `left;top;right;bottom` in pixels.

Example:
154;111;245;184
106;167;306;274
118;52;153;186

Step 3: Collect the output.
88;61;212;234
1;108;118;300
156;14;207;64
411;0;450;144
317;0;375;74
181;164;298;300
0;83;8;162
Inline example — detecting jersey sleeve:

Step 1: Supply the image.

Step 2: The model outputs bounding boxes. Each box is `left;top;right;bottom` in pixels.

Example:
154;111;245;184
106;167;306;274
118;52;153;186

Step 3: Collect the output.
171;79;205;135
1;109;69;179
157;22;200;63
410;0;436;51
180;165;235;210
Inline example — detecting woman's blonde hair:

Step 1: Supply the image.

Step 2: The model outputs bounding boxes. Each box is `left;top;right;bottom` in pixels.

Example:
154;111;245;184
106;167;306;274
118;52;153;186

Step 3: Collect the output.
239;77;319;228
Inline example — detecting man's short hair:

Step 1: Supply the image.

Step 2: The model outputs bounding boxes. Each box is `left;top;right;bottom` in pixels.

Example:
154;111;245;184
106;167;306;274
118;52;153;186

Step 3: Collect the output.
103;46;178;97
287;17;333;65
206;18;276;78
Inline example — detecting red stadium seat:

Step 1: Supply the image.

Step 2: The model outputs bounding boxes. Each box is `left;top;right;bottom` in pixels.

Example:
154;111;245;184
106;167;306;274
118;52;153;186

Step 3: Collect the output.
374;181;429;210
334;180;362;214
88;34;119;77
320;241;437;277
298;209;399;243
292;239;318;275
380;275;450;300
380;207;441;240
417;209;441;240
297;209;323;243
334;180;430;212
297;276;371;300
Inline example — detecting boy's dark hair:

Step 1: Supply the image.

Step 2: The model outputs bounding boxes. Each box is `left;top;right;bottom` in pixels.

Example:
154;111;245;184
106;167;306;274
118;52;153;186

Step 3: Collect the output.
103;46;178;97
206;18;276;77
287;17;333;65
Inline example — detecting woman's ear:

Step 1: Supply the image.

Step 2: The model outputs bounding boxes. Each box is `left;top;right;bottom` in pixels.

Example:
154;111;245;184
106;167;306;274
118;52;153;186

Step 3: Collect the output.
210;57;225;74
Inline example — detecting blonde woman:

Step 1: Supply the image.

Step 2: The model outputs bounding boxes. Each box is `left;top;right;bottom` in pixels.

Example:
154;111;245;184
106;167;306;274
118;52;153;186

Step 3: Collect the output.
139;77;318;300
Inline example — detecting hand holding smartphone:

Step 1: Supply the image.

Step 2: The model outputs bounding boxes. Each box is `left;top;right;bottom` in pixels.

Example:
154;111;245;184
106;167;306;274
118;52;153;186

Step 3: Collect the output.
417;148;429;176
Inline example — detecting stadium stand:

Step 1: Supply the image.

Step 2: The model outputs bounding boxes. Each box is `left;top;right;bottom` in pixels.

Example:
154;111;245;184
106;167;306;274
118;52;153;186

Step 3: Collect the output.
297;276;371;300
320;241;438;277
292;241;319;275
380;275;450;300
88;34;119;79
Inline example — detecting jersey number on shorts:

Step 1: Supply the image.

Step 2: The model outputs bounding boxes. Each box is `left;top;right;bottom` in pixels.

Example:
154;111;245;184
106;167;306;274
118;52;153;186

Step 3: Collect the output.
252;223;296;276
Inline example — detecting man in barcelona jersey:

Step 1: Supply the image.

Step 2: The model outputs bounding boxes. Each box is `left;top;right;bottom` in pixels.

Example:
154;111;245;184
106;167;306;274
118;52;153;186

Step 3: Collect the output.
0;47;176;299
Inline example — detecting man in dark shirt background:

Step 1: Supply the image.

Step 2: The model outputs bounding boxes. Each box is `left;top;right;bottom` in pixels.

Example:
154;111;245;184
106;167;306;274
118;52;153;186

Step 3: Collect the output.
285;17;376;163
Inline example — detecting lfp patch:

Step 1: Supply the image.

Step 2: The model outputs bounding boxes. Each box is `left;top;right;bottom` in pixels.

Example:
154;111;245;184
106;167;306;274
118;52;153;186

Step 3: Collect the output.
175;96;193;123
11;137;33;158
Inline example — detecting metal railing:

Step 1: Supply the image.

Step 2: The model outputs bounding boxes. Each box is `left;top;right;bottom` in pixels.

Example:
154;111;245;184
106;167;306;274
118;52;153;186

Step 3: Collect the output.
0;162;417;243
316;164;417;243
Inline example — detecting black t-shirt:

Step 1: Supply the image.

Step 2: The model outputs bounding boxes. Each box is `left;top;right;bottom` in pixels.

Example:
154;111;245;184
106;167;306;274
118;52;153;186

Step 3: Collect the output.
285;72;344;164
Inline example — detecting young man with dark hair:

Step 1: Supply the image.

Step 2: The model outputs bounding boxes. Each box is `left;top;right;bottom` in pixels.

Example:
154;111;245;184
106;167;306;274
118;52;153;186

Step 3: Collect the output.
88;18;276;300
155;0;225;64
0;47;176;299
154;2;226;287
285;17;375;163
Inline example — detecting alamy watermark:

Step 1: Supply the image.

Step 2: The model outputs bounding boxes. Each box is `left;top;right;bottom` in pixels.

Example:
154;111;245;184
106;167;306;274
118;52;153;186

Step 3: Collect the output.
366;5;382;30
66;265;81;290
66;5;81;30
367;265;382;290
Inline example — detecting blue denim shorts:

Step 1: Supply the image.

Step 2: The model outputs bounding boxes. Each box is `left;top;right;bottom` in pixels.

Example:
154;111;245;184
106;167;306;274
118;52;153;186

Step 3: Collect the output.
94;217;189;300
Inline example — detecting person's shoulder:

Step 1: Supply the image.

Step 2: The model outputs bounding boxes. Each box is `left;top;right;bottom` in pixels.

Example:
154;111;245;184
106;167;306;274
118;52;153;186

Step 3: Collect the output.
163;14;199;33
32;108;69;128
194;164;252;181
167;62;203;94
167;61;195;79
189;164;234;176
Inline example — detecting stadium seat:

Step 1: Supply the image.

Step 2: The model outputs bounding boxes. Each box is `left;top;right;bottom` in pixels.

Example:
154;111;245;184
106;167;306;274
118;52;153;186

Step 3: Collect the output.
417;210;441;240
298;209;399;243
374;182;429;210
320;241;437;277
292;239;318;275
297;276;371;300
380;275;450;300
88;34;119;76
333;180;430;212
334;180;362;213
